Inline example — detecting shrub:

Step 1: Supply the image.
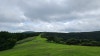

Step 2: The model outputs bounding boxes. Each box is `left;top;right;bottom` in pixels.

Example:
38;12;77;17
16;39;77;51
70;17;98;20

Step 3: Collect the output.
0;31;17;51
81;40;100;46
66;38;81;45
53;37;64;44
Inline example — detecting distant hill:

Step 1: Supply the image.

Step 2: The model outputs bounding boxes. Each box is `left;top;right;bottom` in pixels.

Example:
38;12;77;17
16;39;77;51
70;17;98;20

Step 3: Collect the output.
22;31;35;33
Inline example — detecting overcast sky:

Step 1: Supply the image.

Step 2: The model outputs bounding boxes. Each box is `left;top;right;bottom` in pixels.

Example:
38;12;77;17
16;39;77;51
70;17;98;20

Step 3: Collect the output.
0;0;100;32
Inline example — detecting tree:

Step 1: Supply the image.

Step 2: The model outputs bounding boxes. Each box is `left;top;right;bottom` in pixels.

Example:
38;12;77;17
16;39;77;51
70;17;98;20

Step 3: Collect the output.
0;31;17;51
66;38;80;45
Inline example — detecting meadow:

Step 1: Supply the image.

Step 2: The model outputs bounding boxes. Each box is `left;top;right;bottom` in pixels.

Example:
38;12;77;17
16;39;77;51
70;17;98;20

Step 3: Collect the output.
0;35;100;56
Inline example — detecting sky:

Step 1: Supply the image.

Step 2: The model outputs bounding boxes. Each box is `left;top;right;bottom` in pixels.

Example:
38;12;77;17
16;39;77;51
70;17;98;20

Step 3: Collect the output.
0;0;100;32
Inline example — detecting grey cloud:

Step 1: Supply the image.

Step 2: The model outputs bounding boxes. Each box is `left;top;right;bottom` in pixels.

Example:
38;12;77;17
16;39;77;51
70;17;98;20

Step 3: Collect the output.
0;0;100;32
18;0;100;22
0;0;27;23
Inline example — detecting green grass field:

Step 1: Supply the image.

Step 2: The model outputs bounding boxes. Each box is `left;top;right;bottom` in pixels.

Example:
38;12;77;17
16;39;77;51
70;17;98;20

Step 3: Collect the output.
0;35;100;56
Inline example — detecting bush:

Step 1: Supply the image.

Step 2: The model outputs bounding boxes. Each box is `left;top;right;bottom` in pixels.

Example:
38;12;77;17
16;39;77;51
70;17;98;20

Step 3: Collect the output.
65;38;100;46
66;38;81;45
81;40;100;46
0;31;17;51
53;37;64;44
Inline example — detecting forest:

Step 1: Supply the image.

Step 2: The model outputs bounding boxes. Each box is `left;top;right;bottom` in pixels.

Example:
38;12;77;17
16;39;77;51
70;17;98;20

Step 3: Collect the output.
41;31;100;46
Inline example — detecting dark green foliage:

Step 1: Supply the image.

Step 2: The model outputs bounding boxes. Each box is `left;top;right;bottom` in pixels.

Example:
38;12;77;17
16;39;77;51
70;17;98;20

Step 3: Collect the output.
66;38;81;45
46;36;54;42
65;38;100;46
15;32;40;41
41;31;100;41
42;32;100;46
0;31;17;51
0;31;41;51
53;37;64;44
81;40;100;46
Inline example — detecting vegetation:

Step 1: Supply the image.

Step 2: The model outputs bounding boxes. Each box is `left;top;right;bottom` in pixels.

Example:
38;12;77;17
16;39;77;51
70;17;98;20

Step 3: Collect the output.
66;38;100;46
0;31;40;51
41;32;100;46
0;35;100;56
0;31;17;51
0;31;100;56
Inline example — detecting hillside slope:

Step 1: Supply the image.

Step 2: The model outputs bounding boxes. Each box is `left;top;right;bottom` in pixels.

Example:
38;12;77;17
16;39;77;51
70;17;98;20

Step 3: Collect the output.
0;36;100;56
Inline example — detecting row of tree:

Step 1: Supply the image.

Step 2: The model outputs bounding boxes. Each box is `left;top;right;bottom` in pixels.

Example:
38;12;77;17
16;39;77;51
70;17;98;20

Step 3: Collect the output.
1;31;100;51
41;32;100;46
0;31;40;51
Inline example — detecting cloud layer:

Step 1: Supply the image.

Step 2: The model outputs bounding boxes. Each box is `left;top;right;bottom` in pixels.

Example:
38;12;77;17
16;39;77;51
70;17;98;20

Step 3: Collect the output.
0;0;100;32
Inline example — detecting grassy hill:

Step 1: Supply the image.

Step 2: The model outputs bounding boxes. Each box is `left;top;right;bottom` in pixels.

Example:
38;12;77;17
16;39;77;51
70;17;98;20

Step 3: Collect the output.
0;35;100;56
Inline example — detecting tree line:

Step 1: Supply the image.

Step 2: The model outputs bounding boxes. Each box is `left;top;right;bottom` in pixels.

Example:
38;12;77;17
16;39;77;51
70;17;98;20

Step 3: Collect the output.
41;32;100;46
1;31;100;51
0;31;40;51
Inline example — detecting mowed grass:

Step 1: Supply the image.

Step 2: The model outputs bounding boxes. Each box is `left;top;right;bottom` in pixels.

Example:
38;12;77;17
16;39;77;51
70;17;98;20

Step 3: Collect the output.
0;35;100;56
